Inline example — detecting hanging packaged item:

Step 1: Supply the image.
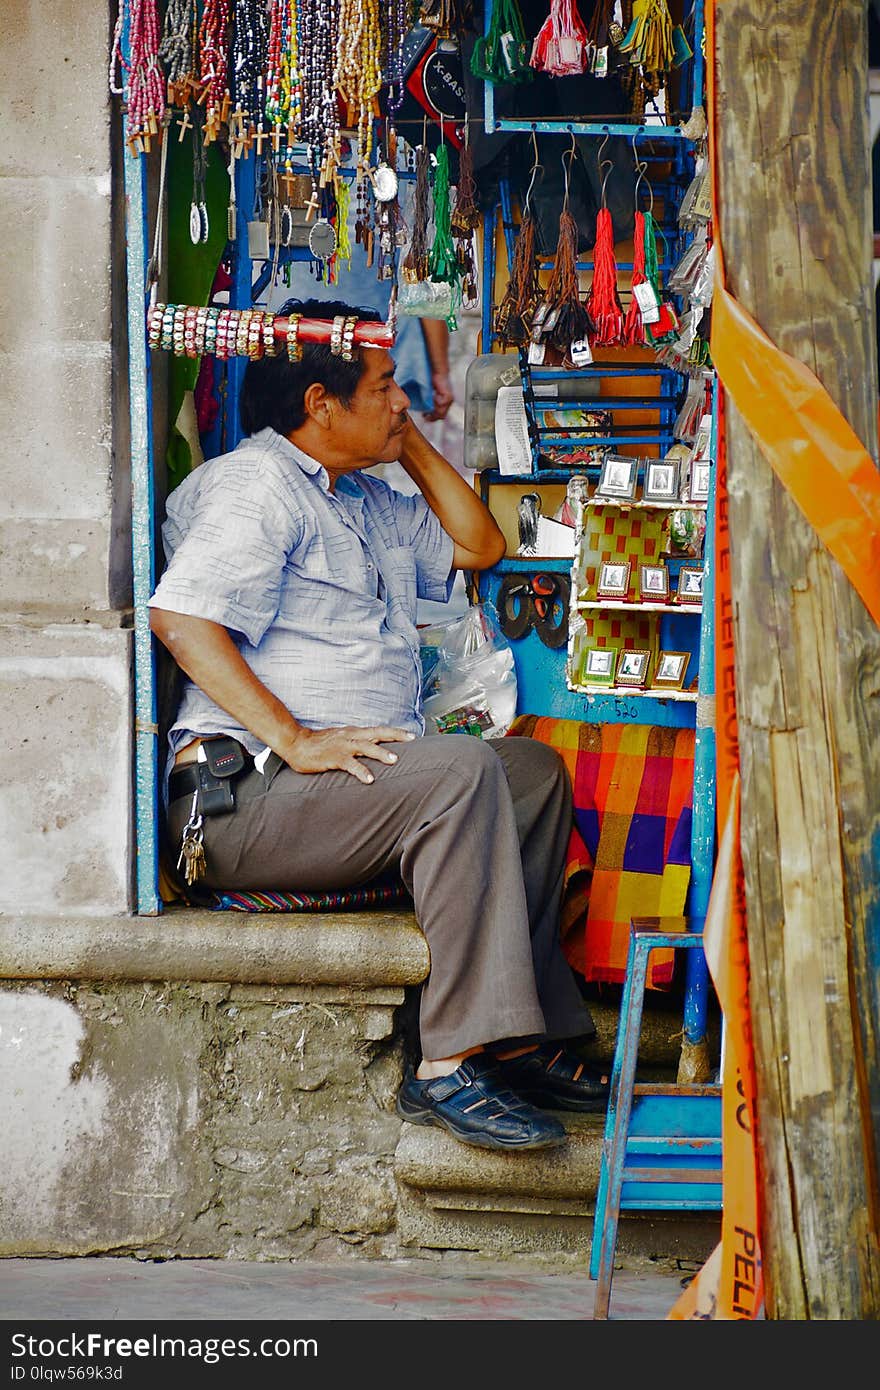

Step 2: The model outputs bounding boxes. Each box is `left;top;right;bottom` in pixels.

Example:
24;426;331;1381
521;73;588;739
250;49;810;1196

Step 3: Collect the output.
530;0;591;77
471;0;534;84
420;605;518;739
398;278;456;320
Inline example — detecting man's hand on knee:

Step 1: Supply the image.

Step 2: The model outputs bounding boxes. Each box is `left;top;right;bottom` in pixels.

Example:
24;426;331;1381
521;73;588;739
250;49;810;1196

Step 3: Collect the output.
282;726;416;784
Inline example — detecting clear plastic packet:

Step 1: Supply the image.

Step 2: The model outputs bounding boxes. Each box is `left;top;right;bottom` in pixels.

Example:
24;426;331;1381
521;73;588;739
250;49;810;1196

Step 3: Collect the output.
419;603;518;738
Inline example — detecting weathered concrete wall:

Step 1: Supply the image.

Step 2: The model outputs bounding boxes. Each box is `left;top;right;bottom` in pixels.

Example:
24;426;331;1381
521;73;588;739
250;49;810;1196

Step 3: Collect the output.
0;980;407;1259
0;913;718;1264
0;3;133;914
0;975;718;1265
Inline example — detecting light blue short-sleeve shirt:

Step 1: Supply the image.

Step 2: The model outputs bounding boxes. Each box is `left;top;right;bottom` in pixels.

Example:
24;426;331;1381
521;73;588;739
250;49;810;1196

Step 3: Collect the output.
149;428;455;762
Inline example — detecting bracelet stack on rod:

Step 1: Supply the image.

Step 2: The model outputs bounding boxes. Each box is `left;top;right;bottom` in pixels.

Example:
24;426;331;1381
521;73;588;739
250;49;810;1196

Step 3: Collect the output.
146;303;395;359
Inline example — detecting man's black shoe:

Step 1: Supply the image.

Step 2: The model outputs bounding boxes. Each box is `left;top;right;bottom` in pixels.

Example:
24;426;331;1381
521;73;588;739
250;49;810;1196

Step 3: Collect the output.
492;1042;610;1113
396;1053;567;1151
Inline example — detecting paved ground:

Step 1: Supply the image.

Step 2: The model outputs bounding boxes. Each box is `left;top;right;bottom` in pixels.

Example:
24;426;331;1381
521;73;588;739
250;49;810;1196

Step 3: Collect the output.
0;1253;690;1322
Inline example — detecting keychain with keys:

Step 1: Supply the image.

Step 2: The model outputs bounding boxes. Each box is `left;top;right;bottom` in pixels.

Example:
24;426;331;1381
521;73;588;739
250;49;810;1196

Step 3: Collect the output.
177;790;207;886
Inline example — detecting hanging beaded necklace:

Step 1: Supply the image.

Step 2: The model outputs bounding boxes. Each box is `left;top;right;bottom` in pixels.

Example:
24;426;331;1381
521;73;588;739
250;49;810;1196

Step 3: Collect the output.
199;0;232;142
335;0;383;164
112;0;166;152
159;0;198;108
231;0;269;151
299;0;339;179
383;0;409;125
266;0;302;145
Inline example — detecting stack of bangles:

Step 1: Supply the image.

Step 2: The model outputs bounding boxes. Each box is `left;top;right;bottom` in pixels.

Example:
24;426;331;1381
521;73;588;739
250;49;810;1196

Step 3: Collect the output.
146;304;285;361
146;304;374;361
329;313;358;362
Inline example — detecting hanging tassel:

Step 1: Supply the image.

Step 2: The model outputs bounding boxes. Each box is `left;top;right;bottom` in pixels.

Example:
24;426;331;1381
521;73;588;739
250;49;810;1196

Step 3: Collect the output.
623;209;647;345
643;209;679;345
496;209;540;347
428;143;461;330
544;209;594;354
586;206;625;346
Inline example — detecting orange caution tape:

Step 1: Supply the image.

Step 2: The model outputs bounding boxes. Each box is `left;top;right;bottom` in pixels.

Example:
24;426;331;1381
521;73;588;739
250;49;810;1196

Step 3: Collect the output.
711;288;880;625
668;777;764;1319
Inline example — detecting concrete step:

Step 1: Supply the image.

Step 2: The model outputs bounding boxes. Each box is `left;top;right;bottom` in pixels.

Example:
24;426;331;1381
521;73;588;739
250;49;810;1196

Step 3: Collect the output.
395;1108;720;1265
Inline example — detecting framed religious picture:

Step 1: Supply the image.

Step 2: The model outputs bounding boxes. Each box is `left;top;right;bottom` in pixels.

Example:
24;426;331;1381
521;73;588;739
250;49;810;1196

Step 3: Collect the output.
595;453;639;501
675;565;704;605
653;650;690;690
637;562;669;602
614;648;650;688
582;646;616;686
596;559;631;599
687;459;711;503
642;458;680;504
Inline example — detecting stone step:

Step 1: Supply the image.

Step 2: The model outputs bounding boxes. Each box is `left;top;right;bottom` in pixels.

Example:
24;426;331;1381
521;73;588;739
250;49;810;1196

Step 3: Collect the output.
395;1109;720;1265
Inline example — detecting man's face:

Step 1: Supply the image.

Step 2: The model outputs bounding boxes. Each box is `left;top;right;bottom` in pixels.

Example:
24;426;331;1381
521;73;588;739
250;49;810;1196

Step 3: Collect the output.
331;349;411;467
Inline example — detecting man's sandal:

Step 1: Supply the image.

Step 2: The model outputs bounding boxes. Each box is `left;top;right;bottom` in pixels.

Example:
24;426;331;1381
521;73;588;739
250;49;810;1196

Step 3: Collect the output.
492;1041;610;1113
396;1053;567;1150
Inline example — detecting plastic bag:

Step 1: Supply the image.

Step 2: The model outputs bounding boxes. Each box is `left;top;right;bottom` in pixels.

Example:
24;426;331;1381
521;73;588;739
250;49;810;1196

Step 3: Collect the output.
419;604;517;738
397;278;455;320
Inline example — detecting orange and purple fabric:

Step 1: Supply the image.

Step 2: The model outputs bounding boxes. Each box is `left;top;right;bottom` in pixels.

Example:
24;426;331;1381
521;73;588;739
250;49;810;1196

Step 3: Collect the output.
509;716;695;988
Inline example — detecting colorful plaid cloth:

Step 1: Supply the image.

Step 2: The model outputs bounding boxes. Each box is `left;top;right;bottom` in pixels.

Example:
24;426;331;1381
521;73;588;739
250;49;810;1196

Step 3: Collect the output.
508;717;695;987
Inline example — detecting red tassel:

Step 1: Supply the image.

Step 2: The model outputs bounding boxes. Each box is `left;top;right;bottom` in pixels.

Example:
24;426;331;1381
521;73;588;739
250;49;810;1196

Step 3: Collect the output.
586;207;625;347
624;209;646;346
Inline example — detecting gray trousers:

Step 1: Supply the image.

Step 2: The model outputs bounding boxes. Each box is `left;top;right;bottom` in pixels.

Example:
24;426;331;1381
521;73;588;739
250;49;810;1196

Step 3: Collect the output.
167;734;593;1059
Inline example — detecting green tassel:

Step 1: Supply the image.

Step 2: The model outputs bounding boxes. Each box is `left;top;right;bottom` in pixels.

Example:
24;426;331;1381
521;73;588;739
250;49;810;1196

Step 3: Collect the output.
428;144;461;330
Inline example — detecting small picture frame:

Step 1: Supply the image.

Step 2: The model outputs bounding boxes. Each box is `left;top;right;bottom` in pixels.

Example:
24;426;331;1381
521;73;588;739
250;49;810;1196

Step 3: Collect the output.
687;459;711;503
642;458;681;504
638;562;669;602
595;453;639;501
653;650;690;690
582;646;616;686
596;559;631;599
615;648;650;688
675;565;704;604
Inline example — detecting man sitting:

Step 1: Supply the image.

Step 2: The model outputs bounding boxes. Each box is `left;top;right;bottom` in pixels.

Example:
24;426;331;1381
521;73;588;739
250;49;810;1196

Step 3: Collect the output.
149;298;607;1152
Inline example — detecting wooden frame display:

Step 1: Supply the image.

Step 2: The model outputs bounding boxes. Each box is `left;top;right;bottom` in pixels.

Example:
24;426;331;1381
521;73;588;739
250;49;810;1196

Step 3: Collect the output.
638;562;669;602
596;559;631;599
675;564;704;605
642;458;681;504
687;459;711;503
582;647;616;686
595;453;639;501
615;648;651;687
653;650;690;690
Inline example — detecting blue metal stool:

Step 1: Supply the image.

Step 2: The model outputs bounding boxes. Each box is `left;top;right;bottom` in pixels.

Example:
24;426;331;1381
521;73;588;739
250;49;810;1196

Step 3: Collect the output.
590;916;722;1319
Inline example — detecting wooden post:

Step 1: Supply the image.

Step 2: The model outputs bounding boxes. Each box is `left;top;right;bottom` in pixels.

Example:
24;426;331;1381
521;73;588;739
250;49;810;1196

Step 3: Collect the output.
713;1;880;1317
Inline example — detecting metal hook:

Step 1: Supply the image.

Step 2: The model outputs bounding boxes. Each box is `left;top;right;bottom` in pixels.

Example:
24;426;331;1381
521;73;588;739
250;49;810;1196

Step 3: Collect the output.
631;135;654;216
524;130;542;216
561;131;577;213
597;132;613;210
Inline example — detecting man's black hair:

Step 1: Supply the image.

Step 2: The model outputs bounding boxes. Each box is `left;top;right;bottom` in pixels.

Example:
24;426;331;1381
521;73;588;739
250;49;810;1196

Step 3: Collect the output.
239;298;383;437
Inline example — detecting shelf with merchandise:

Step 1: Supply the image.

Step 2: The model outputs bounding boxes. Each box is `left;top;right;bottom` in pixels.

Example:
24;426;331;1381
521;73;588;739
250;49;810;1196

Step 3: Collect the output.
568;683;698;702
575;600;702;614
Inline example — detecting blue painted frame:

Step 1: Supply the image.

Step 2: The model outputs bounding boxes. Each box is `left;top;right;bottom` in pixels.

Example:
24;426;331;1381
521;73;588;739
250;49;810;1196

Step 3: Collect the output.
121;25;161;917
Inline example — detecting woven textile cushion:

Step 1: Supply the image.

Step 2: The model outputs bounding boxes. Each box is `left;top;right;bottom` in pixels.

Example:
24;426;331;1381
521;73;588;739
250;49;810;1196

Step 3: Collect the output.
211;878;411;912
508;717;695;988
